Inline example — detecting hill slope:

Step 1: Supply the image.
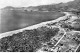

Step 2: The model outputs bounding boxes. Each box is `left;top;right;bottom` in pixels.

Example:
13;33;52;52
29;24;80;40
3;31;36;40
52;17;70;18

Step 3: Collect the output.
0;12;80;52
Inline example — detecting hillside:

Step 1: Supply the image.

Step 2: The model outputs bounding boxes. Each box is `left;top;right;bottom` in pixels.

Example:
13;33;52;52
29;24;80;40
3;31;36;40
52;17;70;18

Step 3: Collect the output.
0;12;80;52
0;0;80;52
32;0;80;12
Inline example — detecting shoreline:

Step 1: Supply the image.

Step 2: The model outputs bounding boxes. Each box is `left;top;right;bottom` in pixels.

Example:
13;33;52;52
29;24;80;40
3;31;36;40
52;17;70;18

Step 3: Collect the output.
0;12;71;39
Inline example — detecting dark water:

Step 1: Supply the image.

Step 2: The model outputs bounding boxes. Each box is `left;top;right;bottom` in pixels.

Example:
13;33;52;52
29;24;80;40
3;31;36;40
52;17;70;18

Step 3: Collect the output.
0;9;65;33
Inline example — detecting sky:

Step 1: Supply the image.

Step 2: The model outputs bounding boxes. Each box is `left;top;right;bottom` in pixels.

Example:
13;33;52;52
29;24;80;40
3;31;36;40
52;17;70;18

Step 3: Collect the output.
0;0;74;9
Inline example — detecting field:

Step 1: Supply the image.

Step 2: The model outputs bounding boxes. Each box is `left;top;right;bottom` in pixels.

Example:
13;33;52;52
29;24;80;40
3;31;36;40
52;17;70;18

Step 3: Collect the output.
0;9;65;33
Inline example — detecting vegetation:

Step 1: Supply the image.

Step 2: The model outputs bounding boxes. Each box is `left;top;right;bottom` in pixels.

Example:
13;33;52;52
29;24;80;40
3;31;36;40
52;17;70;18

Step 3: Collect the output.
0;26;59;52
0;0;80;52
33;0;80;12
1;0;80;33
